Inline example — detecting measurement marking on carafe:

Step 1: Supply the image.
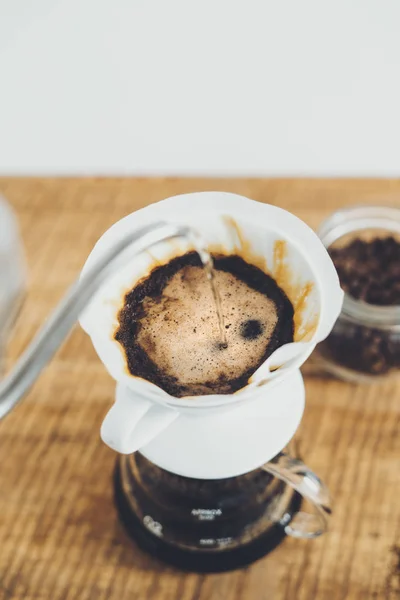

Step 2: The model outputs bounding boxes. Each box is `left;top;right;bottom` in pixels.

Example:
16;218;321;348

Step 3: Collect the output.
199;537;233;547
199;539;215;546
217;537;233;547
143;515;163;537
191;508;222;521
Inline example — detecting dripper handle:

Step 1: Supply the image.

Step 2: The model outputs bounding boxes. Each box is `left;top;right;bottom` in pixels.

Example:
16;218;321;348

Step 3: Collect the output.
262;452;331;538
101;384;179;454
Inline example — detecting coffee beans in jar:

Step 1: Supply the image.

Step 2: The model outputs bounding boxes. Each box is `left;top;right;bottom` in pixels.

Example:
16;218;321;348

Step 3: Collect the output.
315;206;400;382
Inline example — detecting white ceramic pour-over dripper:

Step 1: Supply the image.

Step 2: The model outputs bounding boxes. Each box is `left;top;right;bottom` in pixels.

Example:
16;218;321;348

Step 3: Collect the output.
80;192;343;454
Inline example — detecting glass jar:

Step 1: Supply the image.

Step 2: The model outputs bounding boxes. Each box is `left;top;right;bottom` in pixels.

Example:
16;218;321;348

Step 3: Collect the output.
316;206;400;383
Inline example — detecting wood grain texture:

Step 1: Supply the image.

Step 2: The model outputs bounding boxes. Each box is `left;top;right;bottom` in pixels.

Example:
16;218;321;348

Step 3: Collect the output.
0;178;399;600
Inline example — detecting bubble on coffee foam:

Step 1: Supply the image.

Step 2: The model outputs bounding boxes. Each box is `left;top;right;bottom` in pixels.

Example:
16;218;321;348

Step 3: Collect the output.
136;265;278;392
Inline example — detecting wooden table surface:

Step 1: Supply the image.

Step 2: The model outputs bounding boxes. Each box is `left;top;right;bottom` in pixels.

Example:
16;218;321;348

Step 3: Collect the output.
0;178;399;600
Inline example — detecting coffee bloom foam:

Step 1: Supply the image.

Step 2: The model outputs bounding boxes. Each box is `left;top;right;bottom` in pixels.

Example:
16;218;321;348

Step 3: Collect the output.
115;254;294;396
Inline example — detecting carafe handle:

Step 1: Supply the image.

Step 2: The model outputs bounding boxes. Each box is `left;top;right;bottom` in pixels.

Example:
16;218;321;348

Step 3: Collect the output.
101;384;179;454
261;452;331;539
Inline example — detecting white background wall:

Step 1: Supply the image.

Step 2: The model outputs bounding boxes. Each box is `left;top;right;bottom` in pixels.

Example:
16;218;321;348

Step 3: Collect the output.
0;0;399;176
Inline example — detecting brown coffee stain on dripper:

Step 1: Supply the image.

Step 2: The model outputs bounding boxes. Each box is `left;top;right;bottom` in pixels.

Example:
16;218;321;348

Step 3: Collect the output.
292;283;319;341
272;238;318;342
273;240;287;284
207;216;268;273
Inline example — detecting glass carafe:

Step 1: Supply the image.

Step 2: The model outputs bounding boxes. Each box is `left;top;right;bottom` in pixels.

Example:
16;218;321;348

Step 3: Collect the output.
114;445;331;573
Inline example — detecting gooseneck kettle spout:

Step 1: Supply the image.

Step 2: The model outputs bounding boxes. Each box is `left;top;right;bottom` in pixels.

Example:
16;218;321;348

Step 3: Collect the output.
0;220;192;421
